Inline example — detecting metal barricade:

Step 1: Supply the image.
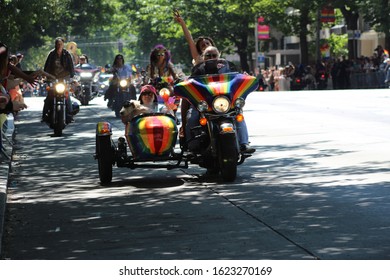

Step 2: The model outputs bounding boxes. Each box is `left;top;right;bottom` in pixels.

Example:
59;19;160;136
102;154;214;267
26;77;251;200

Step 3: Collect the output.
350;71;387;89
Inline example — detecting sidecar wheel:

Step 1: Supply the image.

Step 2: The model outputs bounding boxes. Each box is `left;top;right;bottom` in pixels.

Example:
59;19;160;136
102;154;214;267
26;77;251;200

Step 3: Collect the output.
97;135;114;184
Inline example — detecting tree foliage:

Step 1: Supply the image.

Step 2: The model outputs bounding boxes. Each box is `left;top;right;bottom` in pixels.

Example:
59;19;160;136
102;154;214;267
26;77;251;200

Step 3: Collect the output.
358;0;390;50
0;0;114;51
1;0;389;71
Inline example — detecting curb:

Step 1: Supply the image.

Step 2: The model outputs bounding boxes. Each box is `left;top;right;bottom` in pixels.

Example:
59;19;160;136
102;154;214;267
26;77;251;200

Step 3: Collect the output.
0;114;15;258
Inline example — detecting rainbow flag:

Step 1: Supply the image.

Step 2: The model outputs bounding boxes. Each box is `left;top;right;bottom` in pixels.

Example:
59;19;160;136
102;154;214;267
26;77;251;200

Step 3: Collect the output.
131;64;137;73
258;25;270;40
321;7;335;23
384;49;389;57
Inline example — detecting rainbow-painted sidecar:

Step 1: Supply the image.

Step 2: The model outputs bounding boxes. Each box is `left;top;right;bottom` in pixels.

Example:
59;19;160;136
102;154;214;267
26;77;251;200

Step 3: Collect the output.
95;112;183;184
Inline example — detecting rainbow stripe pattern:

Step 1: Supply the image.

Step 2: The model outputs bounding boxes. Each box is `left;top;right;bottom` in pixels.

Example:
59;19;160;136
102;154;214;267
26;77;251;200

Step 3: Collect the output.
174;73;258;110
125;114;178;159
96;121;112;136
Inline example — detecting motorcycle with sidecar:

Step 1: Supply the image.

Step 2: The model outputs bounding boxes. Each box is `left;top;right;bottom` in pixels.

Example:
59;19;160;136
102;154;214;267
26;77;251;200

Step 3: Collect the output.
95;60;258;183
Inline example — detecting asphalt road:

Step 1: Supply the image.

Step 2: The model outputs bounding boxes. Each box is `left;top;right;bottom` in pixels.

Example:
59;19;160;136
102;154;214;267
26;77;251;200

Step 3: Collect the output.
1;89;390;260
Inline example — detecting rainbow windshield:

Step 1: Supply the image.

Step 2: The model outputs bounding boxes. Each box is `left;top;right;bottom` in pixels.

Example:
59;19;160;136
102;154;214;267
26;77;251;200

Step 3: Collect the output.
174;73;258;109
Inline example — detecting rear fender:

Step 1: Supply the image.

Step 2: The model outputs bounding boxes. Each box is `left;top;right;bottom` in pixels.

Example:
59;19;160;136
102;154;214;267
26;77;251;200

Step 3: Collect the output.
96;121;112;136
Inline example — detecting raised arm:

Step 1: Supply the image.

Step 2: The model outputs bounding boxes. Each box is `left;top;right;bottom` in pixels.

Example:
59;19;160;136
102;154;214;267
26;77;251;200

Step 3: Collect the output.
173;10;199;62
8;64;37;85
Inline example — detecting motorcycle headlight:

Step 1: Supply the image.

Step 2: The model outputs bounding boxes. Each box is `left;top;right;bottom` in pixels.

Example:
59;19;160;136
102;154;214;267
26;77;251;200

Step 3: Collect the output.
234;97;245;109
55;83;66;94
80;72;93;78
159;88;170;101
197;100;208;112
212;96;230;114
119;79;128;87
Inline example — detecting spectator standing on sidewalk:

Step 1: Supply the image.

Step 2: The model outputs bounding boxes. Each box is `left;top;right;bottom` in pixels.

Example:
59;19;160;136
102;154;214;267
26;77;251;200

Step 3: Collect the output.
384;58;390;88
1;42;34;114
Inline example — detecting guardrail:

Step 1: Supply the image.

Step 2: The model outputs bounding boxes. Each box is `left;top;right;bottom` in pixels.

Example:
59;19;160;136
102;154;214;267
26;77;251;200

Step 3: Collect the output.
350;71;387;89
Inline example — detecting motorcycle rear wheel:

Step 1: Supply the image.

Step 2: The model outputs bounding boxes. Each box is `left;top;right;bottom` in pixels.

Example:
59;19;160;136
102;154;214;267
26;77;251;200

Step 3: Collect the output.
96;135;114;184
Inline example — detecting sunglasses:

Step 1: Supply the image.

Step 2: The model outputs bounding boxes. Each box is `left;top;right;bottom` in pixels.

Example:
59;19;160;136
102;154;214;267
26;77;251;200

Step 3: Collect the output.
142;92;154;96
204;53;218;59
116;57;123;60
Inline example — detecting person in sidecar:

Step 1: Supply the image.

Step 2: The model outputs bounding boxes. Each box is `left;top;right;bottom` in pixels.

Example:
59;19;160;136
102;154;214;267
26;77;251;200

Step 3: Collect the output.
185;46;255;154
120;84;173;124
138;84;158;110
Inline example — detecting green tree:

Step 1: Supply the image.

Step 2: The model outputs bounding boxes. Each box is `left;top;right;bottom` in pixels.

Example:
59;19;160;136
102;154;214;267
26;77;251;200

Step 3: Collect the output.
3;0;389;71
358;0;390;50
0;0;114;51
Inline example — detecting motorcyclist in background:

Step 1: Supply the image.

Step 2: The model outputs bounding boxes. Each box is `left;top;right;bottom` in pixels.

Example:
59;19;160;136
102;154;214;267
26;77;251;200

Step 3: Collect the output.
77;54;88;65
41;37;75;123
104;54;135;109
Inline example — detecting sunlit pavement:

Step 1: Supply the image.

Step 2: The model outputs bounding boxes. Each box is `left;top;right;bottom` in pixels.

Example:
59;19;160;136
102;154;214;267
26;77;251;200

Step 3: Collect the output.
1;89;390;260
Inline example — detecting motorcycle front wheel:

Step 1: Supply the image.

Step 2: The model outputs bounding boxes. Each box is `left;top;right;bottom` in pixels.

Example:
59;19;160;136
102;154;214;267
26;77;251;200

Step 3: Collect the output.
219;133;238;182
81;88;90;105
54;106;64;136
96;135;114;184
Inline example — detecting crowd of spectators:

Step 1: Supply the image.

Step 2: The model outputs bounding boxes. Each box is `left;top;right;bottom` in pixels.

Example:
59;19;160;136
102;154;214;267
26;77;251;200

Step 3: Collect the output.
255;45;389;91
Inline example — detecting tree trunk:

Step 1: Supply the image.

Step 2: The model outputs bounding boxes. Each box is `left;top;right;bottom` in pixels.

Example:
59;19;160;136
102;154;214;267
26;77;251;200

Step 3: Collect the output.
299;8;310;65
238;38;250;72
340;7;360;60
231;19;250;72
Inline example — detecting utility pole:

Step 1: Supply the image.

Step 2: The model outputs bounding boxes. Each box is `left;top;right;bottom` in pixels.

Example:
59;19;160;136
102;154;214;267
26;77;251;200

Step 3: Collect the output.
255;16;259;73
316;8;321;62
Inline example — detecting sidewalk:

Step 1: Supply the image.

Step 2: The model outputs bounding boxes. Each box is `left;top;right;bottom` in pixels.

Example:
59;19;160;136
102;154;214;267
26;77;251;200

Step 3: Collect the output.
0;114;15;256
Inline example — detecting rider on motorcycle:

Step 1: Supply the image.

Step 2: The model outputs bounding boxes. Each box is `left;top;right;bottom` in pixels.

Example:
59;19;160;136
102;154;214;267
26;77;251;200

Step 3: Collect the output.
78;54;88;65
146;44;182;117
185;46;255;154
74;53;100;104
104;54;135;111
41;37;75;123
